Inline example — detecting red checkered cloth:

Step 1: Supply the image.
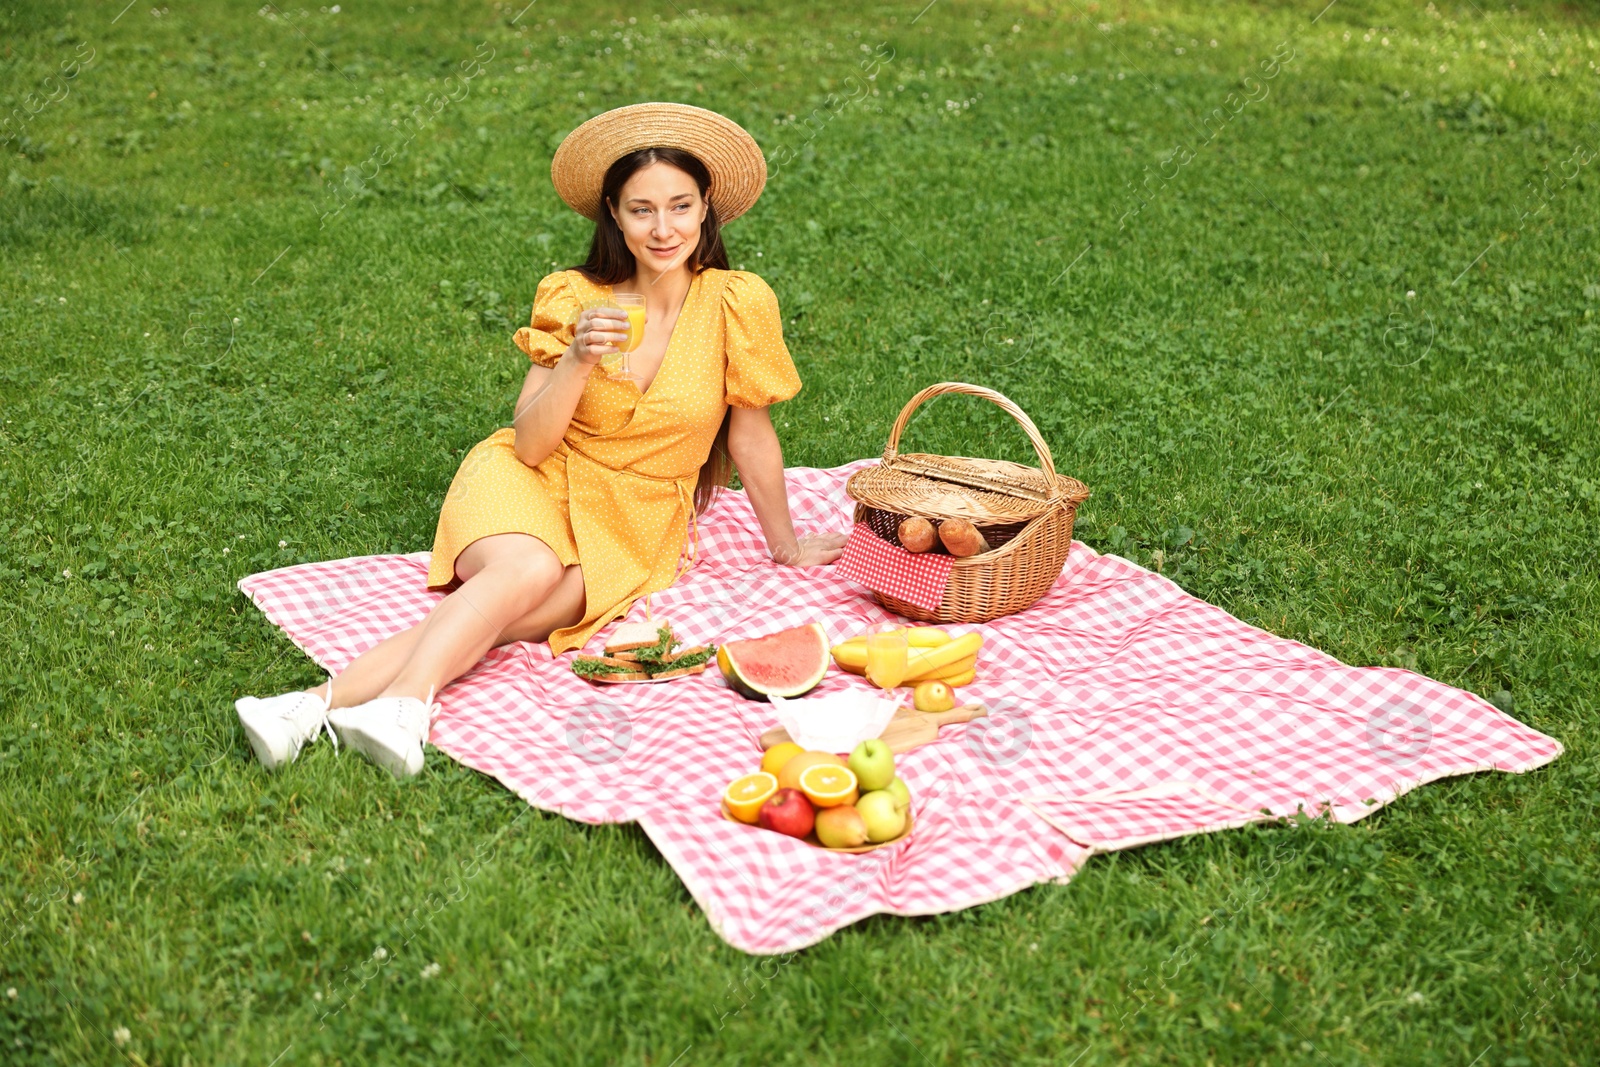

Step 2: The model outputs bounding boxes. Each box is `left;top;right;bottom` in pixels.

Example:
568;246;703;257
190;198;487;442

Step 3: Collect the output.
834;521;954;612
238;460;1564;954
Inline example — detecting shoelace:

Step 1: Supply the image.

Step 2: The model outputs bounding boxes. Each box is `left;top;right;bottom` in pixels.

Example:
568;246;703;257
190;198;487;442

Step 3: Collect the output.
314;676;340;752
423;685;441;739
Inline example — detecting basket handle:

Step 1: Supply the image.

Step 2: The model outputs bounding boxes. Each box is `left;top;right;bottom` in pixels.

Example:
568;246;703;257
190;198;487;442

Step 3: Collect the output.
883;381;1061;489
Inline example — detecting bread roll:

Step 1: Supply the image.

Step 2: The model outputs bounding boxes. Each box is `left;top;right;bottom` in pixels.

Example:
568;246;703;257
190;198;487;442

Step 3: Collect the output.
938;517;991;557
897;516;937;553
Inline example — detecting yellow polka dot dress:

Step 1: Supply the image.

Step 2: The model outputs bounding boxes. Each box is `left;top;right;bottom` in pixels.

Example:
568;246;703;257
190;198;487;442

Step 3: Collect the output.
426;268;801;655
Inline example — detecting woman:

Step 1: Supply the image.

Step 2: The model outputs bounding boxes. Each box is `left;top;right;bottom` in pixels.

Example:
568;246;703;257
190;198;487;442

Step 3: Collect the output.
235;103;847;777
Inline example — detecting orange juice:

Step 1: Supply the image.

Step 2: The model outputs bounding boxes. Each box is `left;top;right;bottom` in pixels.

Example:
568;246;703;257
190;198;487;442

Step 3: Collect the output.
620;303;646;352
866;627;909;689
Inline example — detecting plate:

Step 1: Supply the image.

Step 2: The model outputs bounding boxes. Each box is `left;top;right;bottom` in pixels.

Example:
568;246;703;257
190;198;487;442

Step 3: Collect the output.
720;799;914;853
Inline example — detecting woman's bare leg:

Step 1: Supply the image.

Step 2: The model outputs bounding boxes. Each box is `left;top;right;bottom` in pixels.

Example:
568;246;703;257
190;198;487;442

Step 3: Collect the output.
500;562;587;645
303;625;427;709
300;538;586;707
373;534;565;702
299;534;553;707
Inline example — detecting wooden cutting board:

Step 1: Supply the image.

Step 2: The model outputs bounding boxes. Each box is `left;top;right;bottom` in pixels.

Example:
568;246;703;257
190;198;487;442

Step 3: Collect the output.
758;703;988;755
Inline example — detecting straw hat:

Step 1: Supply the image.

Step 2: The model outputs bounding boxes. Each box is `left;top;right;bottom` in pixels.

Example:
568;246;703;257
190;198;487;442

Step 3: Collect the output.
550;102;767;224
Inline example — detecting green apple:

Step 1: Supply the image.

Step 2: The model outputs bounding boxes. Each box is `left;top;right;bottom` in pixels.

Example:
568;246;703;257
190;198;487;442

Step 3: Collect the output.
885;776;912;811
857;790;906;842
848;739;896;792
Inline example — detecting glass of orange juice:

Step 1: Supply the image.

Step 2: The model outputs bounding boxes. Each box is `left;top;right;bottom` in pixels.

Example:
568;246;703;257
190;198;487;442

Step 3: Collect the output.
865;622;909;690
580;294;646;380
605;292;646;380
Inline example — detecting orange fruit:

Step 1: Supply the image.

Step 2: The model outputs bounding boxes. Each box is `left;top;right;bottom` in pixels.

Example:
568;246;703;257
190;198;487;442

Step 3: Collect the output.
798;763;859;808
760;741;806;778
913;679;956;712
723;772;778;824
777;750;847;792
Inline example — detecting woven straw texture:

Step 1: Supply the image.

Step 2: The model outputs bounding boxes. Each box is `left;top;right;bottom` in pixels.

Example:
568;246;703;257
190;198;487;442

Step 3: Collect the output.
551;102;767;222
846;383;1091;623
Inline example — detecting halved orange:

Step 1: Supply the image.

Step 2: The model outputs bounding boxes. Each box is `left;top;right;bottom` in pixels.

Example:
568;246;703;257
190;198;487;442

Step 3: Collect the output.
777;750;847;792
723;772;779;824
798;764;859;808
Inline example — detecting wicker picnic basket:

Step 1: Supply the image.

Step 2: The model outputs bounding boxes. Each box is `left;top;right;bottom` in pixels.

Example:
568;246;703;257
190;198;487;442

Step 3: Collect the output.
845;382;1090;623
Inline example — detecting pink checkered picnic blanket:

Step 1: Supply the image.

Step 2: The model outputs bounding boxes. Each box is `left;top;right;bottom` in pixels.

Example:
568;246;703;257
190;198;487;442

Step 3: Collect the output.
239;460;1563;954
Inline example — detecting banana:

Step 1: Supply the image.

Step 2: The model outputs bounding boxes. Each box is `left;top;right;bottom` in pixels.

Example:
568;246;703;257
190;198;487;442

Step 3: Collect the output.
830;643;868;674
936;667;976;687
836;626;952;648
831;631;981;682
902;632;983;682
915;654;977;682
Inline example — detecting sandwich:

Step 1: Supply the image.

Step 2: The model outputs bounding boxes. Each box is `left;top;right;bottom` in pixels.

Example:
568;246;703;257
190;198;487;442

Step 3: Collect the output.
569;655;652;683
570;619;717;684
644;643;715;681
605;620;669;658
606;621;676;665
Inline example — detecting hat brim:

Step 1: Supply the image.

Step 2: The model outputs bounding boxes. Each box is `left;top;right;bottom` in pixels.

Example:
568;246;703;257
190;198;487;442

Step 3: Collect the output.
550;102;767;224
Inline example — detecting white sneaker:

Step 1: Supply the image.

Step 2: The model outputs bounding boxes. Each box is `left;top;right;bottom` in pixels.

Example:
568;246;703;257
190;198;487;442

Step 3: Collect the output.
235;687;335;772
327;693;437;779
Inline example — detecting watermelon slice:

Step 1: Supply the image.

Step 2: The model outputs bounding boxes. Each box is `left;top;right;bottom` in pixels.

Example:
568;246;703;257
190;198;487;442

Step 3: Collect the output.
716;622;830;701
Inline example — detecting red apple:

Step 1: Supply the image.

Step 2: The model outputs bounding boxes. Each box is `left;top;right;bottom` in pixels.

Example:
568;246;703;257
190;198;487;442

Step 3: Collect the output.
758;788;815;839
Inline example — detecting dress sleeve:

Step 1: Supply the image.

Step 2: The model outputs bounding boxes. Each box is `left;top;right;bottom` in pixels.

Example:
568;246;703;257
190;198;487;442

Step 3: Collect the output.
722;271;802;408
513;272;580;368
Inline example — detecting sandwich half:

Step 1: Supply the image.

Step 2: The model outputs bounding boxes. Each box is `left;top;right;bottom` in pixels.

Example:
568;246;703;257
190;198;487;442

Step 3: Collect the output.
570;655;651;683
607;622;678;666
574;618;716;684
643;644;714;681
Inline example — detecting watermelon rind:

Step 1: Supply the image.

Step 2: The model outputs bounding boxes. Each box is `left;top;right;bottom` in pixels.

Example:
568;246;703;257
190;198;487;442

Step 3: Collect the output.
718;622;829;701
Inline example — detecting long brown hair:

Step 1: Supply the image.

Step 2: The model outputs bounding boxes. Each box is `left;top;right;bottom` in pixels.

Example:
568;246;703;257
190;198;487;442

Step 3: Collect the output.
568;146;735;519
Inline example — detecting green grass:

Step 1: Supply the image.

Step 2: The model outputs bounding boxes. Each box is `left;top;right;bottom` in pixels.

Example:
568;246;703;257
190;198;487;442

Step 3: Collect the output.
3;0;1598;1063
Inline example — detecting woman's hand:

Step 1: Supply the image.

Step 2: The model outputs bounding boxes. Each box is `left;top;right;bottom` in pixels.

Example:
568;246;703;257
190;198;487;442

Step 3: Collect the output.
513;308;625;468
772;532;848;567
725;407;846;568
568;307;630;365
